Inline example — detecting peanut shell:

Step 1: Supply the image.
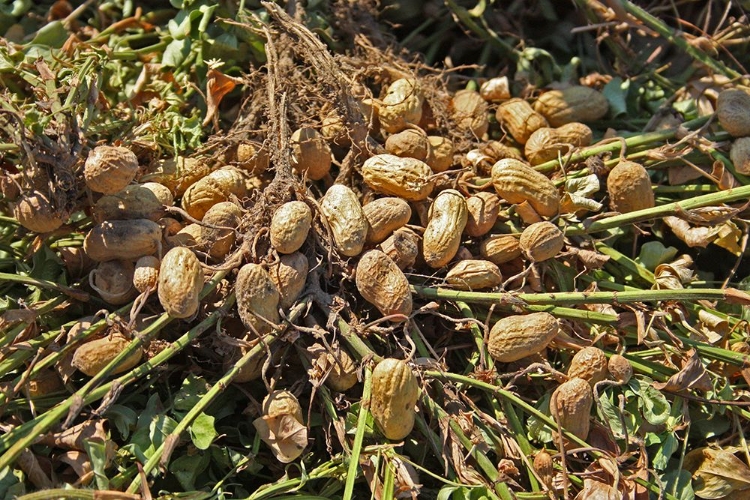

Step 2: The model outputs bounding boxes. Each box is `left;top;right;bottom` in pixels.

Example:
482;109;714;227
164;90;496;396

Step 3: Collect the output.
71;333;142;377
356;249;412;320
93;184;167;223
480;234;522;264
84;145;139;194
320;185;369;257
607;354;633;383
84;219;161;261
268;252;308;310
158;247;204;319
717;87;750;137
451;89;489;137
370;358;419;440
362;154;435;201
496;98;548;144
236;263;281;335
378;78;424;134
567;346;608;386
291;127;332;180
181;166;248;220
426;136;455;173
534;86;609;127
201;201;242;261
551;377;593;440
133;255;160;293
423;189;468;268
379;227;420;270
488;312;559;362
606;160;654;213
524;123;592;166
385;127;429;161
364;197;412;244
270;201;312;254
519;221;564;262
13;191;64;233
730;137;750;175
445;260;502;290
89;260;136;305
465;192;500;237
491;158;559;218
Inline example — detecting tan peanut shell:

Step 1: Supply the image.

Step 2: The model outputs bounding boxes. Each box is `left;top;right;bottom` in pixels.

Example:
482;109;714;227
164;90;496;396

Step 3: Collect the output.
423;189;468;268
158;247;204;319
524;123;593;165
364;197;412;244
385;128;429;161
143;156;211;196
451;89;489;137
379;227;420;270
291;127;332;180
480;76;511;102
496;98;549;144
356;250;412;319
133;255;160;293
465;192;500;237
170;223;201;248
93;184;167;223
236;263;281;335
730;137;750;175
445;260;502;290
233;140;270;175
533;450;554;489
84;145;139;194
271;201;312;254
309;343;358;392
551;377;593;440
378;78;424;134
606;160;654;213
607;354;633;383
84;219;161;261
491;158;560;218
519;221;564;262
89;260;136;305
362;154;435;201
13;191;64;233
488;312;559;362
25;369;63;398
370;358;419;440
567;346;608;386
426;136;455;173
534;86;609;127
268;252;308;310
201;202;241;261
480;234;522;264
181;166;248;220
71;333;142;377
263;390;304;422
717;87;750;137
257;390;307;463
320;184;369;257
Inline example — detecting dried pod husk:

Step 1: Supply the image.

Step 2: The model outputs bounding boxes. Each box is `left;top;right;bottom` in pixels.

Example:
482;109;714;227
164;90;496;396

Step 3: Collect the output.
426;136;455;173
567;346;608;386
84;219;161;261
519;221;564;262
465;192;500;237
268;252;308;310
89;260;136;305
169;223;201;249
71;333;142;376
201;201;242;261
362;154;435;201
181;166;248;220
551;377;593;441
480;234;522;264
233;140;269;175
480;76;511;102
496;98;549;144
364;197;412;244
379;227;420;270
445;260;502;290
158;247;204;319
423;189;468;268
142;156;211;197
84;145;139;194
491;158;560;218
488;312;559;362
254;390;307;463
534;86;609;127
607;354;633;383
356;249;412;320
93;184;168;223
385;127;430;161
606;160;654;213
730;137;750;175
291;127;332;180
13;191;64;233
320;185;369;257
451;89;489;137
263;390;303;422
308;343;358;392
717;87;750;137
378;78;424;134
270;201;312;254
236;263;281;335
133;255;160;293
524;123;593;166
370;358;419;440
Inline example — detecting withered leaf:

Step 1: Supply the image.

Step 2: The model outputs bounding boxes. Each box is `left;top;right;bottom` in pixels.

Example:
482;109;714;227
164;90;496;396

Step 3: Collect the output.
653;349;712;392
253;414;308;463
683;447;750;499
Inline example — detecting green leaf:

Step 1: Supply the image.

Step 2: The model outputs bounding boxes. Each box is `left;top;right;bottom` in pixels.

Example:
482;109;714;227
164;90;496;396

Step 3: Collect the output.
105;404;138;440
631;379;670;425
527;393;553;443
597;390;625;437
0;467;24;499
170;452;210;491
26;21;68;48
174;374;211;412
602;77;628;117
636;241;678;271
190;413;217;450
0;0;31;16
662;469;695;500
84;439;110;490
653;433;679;471
162;38;192;68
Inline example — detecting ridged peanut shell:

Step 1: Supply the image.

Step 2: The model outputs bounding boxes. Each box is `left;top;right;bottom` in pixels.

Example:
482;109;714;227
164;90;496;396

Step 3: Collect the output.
488;312;559;362
158;247;204;318
268;252;308;310
378;78;424;134
370;358;419;440
524;123;592;166
426;136;454;173
362;154;435;201
567;346;608;386
201;202;242;261
356;250;412;320
465;192;500;237
717;87;750;137
93;184;168;223
607;354;633;383
84;219;161;261
291;127;332;180
263;390;303;422
480;76;511;102
519;221;564;262
423;189;468;268
181;166;248;220
496;98;548;144
13;191;64;233
379;228;419;270
445;260;502;290
236;263;281;335
364;197;412;244
320;185;369;257
308;343;358;392
233;141;269;175
133;255;160;293
143;156;211;197
491;158;559;218
480;234;522;264
270;201;312;254
451;89;489;137
550;378;593;440
606;160;654;213
385;128;429;161
89;260;136;305
71;334;142;376
84;145;139;194
534;86;609;127
730;137;750;175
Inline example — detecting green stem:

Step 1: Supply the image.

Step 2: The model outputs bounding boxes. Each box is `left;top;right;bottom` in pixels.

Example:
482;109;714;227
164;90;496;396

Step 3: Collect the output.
0;272;89;301
343;365;372;500
444;0;518;62
15;490;140;500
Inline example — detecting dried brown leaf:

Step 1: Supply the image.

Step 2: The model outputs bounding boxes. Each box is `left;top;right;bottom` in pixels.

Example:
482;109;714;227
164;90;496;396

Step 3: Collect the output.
253;414;308;463
653;349;712;392
683;447;750;499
